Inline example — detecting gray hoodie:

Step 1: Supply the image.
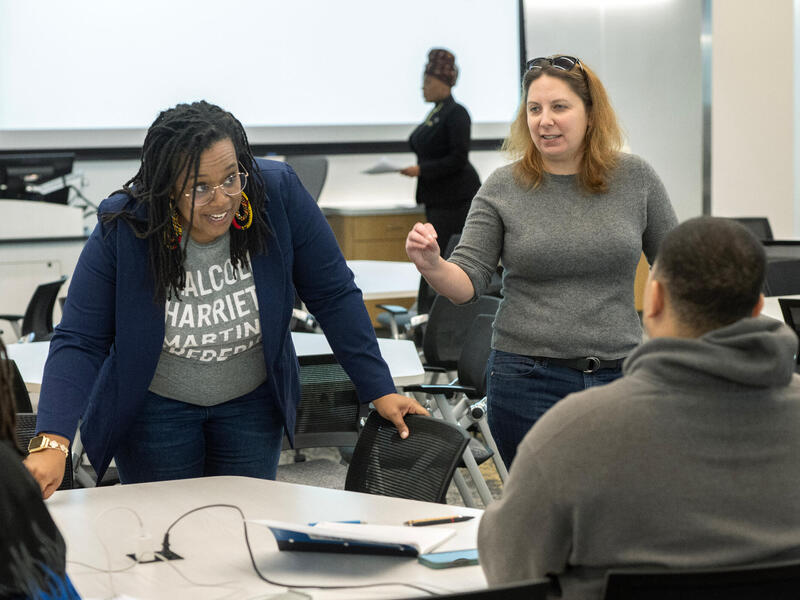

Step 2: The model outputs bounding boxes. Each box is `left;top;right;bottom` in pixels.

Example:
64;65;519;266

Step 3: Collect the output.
478;316;800;599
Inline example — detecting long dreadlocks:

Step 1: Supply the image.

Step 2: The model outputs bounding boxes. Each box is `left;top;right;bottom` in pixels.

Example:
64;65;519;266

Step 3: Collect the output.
103;101;271;303
0;339;18;450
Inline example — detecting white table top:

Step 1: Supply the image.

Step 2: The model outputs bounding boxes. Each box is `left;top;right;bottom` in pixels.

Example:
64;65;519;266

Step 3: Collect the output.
348;260;420;301
761;294;800;322
9;332;423;390
292;332;423;387
49;476;485;599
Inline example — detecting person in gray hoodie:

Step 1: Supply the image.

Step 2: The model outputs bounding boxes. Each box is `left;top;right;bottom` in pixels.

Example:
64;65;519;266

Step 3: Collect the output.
478;216;800;600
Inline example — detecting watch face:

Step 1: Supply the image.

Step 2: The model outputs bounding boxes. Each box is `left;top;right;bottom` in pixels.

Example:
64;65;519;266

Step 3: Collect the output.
28;435;47;452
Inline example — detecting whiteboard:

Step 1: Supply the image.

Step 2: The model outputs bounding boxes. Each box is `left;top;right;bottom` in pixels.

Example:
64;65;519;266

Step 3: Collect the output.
0;0;521;149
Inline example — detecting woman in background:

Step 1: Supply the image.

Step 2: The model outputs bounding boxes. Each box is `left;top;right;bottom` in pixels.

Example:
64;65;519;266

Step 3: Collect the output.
406;55;677;467
401;48;481;254
0;339;79;598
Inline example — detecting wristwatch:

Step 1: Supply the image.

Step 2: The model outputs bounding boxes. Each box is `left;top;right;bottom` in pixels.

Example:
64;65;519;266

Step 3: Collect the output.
28;434;69;458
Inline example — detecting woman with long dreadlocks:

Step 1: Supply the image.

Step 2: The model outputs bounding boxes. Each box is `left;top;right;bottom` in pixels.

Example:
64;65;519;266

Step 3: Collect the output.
25;101;427;498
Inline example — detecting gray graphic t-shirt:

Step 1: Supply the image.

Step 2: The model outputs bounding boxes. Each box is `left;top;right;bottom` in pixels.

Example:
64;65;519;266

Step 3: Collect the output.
148;231;267;405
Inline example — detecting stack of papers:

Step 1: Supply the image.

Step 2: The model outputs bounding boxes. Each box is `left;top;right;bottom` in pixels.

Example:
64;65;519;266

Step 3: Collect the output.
249;519;455;557
362;157;403;174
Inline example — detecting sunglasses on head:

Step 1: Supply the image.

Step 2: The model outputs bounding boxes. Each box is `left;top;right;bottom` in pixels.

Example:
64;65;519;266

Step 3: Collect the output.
526;55;584;73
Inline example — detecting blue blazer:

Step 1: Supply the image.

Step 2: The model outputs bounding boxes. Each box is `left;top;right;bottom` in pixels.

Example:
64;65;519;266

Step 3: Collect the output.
36;159;396;480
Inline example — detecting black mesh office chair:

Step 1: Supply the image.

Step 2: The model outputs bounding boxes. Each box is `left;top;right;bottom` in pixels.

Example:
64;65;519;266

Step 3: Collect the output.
284;155;329;203
731;217;774;241
422;294;501;372
0;275;67;341
345;412;469;503
603;559;800;599
15;413;73;491
377;233;461;340
397;580;550;600
764;259;800;296
276;354;364;488
405;314;507;507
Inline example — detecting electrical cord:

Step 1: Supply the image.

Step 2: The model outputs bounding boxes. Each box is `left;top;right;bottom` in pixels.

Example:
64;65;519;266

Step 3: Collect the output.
162;503;441;596
64;506;147;598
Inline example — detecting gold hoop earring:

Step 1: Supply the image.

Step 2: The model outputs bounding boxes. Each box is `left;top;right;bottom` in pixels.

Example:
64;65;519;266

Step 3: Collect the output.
165;206;183;249
232;192;253;230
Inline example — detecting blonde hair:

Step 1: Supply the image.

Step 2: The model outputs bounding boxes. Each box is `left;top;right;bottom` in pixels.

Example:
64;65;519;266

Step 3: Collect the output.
502;57;623;194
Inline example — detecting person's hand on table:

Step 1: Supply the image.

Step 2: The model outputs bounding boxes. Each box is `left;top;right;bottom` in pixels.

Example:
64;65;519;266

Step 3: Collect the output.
400;165;420;177
372;393;430;439
406;222;441;272
24;433;69;499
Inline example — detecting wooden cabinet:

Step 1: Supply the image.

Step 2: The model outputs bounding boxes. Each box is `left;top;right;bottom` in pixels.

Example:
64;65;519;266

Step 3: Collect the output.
634;253;649;312
325;209;425;262
324;207;424;325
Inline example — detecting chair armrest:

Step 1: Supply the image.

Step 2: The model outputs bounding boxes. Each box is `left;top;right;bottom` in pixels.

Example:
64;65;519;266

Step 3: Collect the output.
376;304;409;315
423;366;448;373
0;314;23;321
407;313;429;328
404;383;477;399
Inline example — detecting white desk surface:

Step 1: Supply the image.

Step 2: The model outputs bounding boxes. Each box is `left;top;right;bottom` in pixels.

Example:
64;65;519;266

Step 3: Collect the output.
292;332;423;387
348;260;420;301
49;476;485;599
9;333;423;390
762;295;800;322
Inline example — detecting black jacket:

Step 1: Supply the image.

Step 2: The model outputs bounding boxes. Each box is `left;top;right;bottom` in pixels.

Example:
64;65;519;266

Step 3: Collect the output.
409;95;481;209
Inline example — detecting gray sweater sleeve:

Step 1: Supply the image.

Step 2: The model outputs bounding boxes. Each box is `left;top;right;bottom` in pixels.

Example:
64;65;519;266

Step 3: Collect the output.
447;170;507;299
638;159;678;263
478;435;572;586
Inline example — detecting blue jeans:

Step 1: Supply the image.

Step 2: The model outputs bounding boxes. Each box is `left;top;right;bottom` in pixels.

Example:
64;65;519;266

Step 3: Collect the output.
114;380;284;484
486;349;622;469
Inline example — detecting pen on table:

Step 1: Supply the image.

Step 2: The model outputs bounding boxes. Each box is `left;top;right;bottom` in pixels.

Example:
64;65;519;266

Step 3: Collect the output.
404;515;475;527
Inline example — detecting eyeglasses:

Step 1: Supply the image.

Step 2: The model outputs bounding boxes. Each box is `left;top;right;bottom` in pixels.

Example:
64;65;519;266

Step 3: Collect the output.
526;55;584;74
183;170;248;206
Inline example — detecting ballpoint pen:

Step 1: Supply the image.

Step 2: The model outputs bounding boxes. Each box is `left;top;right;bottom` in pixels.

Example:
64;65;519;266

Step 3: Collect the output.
404;515;475;527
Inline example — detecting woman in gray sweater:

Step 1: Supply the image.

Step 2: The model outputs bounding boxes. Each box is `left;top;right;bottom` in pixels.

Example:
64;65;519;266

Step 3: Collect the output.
406;55;677;467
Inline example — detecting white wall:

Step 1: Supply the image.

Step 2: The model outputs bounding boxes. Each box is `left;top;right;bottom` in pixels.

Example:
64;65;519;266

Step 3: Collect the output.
711;0;796;236
73;150;511;220
523;0;704;222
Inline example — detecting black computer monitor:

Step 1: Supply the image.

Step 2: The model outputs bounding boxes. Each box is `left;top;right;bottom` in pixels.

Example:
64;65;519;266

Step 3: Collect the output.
0;152;75;204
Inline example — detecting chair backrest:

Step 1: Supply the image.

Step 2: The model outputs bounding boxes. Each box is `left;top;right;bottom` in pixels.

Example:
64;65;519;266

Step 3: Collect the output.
443;233;462;258
345;412;469;503
22;275;67;340
764;260;800;296
285;155;329;202
423;295;501;370
398;579;550;600
5;359;33;412
456;314;495;398
414;234;464;321
779;298;800;363
14;413;73;490
603;559;800;600
286;354;363;450
731;217;774;241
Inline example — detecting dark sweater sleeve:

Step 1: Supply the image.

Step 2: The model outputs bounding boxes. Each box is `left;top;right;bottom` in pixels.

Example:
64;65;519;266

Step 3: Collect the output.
419;104;472;180
277;165;397;403
0;442;78;599
37;215;118;442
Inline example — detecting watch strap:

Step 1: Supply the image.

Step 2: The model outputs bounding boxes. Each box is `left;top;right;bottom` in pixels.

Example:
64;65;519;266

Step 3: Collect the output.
28;434;69;458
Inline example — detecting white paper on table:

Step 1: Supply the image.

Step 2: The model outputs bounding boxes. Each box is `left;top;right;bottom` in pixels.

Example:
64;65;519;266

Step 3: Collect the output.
362;156;403;174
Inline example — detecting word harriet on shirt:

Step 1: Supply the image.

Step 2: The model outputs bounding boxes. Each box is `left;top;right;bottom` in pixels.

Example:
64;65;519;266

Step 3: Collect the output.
163;257;262;362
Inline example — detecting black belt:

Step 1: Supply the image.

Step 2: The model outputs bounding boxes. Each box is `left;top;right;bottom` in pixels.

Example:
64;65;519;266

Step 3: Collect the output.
539;356;625;373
